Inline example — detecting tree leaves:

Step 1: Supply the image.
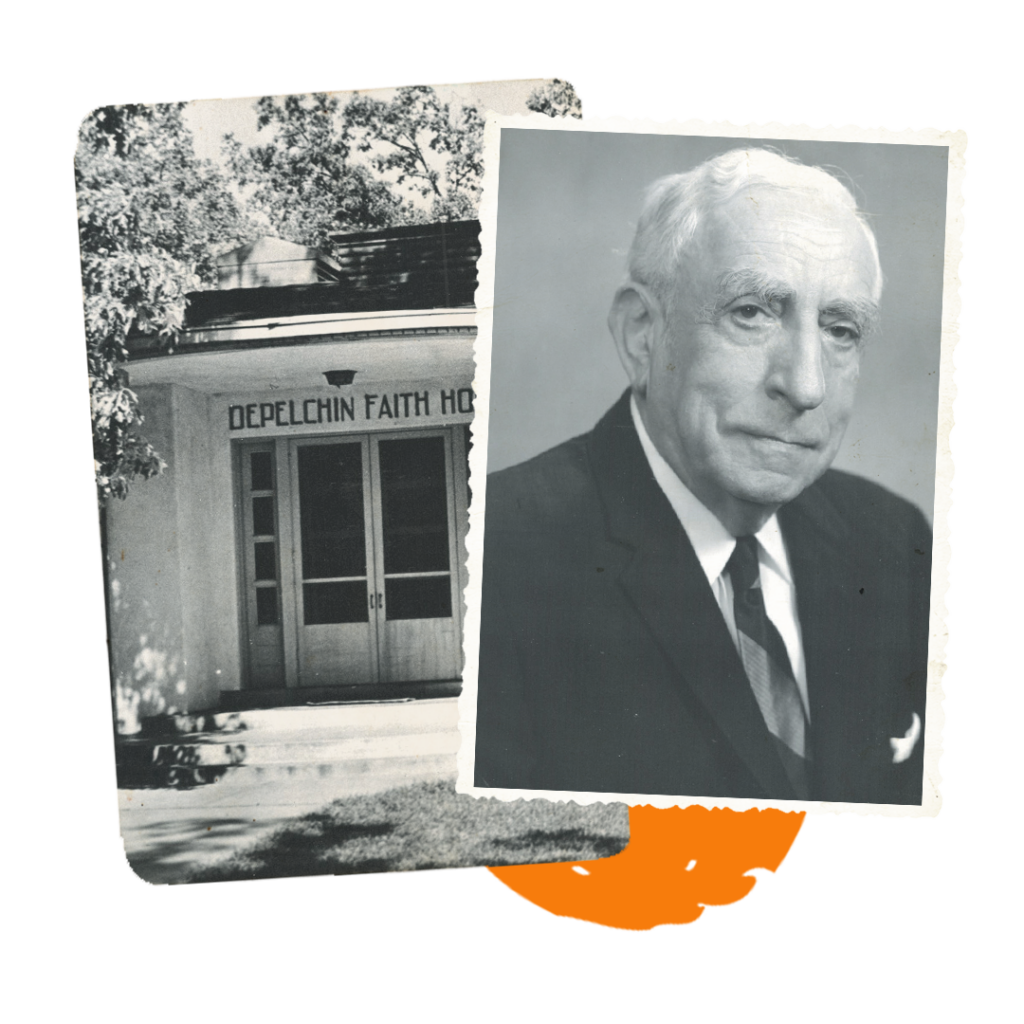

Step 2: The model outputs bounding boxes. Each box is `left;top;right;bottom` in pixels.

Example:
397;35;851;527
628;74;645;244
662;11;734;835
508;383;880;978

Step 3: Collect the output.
526;79;583;120
77;103;251;501
227;87;486;249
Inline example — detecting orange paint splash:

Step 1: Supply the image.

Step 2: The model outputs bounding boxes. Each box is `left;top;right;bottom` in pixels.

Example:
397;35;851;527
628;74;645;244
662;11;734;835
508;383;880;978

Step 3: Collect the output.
489;804;804;930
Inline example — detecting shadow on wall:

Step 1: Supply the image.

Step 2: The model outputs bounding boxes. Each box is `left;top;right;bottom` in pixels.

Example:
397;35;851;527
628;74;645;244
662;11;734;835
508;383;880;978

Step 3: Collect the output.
108;567;189;735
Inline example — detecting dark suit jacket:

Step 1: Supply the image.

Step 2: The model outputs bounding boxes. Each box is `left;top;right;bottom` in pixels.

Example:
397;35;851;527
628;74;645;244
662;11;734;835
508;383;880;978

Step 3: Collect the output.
474;391;931;804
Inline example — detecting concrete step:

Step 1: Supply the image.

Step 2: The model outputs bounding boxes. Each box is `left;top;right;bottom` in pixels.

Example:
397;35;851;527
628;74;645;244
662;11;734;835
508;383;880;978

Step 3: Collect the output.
117;697;463;789
143;697;459;739
218;680;461;712
231;698;459;736
220;752;457;784
122;752;458;791
149;729;460;767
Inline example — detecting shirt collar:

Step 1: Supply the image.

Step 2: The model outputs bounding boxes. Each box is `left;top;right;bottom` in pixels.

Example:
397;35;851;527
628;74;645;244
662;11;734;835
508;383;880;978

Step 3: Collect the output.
629;395;793;587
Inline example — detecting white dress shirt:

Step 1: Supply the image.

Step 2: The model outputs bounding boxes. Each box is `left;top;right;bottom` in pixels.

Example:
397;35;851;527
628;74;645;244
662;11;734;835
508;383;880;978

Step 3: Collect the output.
630;397;810;717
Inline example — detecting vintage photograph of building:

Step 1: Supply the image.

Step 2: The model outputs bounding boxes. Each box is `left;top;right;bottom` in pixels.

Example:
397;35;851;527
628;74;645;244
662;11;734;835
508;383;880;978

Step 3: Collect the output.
78;82;628;882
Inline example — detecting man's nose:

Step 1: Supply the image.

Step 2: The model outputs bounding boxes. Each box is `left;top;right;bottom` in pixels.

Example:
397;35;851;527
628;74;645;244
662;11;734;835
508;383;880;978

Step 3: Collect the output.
766;314;827;411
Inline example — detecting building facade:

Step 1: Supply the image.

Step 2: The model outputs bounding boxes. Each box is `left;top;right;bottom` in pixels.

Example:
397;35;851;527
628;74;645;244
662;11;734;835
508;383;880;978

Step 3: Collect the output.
106;222;478;734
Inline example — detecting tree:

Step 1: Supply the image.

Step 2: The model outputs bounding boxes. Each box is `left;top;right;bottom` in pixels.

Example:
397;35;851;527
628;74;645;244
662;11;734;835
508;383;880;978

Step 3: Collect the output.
224;87;485;250
343;86;485;224
526;79;583;120
223;92;407;252
77;103;252;500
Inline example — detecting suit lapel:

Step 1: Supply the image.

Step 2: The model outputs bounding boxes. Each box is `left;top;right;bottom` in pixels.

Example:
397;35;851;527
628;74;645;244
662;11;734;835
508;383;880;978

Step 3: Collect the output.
587;393;798;800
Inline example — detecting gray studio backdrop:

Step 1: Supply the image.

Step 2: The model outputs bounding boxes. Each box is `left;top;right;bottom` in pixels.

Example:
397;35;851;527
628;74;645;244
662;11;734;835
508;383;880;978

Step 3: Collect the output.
485;129;948;521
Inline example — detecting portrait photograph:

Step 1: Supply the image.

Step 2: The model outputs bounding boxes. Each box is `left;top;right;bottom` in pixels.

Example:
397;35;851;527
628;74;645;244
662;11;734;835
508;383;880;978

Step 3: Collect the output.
460;119;959;813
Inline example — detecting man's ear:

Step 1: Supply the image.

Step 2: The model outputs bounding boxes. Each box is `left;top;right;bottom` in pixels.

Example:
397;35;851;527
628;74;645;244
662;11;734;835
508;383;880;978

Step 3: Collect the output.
607;281;666;399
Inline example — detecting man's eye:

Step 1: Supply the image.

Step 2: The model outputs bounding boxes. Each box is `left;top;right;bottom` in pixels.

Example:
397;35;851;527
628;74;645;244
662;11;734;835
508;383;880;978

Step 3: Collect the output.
826;324;860;344
731;303;769;325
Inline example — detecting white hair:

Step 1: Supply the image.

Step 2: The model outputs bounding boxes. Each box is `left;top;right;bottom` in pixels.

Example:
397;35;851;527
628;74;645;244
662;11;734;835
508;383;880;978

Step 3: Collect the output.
627;148;883;305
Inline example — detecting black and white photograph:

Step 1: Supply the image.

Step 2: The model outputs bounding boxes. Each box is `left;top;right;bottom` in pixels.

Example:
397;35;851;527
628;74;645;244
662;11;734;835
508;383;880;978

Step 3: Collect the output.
76;80;630;883
461;120;958;811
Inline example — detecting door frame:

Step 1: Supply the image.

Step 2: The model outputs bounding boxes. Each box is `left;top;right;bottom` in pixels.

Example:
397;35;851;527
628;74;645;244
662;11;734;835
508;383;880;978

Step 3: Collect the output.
233;440;302;689
368;426;464;684
234;424;468;690
289;433;379;688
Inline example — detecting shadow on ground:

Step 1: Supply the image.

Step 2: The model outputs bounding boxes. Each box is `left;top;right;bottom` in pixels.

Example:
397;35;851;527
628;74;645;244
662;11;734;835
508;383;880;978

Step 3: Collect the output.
183;780;630;884
116;736;238;789
126;813;303;884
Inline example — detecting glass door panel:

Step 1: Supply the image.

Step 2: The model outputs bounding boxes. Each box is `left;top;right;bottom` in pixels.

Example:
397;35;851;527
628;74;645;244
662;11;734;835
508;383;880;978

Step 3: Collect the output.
372;433;461;683
240;445;284;688
293;439;377;686
379;435;453;619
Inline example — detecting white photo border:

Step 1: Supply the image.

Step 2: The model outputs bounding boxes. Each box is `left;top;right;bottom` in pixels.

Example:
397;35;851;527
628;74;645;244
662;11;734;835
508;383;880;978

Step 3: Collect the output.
457;113;964;816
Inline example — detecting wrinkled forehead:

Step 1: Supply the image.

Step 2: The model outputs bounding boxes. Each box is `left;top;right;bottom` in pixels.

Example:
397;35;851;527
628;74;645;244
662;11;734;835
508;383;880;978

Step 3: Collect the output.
691;186;882;300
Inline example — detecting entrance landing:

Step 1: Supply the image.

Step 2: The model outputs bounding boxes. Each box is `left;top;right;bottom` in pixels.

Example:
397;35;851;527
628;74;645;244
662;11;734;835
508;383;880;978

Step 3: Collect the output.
219;679;461;712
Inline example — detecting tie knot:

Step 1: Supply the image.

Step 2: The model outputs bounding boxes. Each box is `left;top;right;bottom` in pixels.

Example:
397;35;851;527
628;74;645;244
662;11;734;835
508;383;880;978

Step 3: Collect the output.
726;535;761;593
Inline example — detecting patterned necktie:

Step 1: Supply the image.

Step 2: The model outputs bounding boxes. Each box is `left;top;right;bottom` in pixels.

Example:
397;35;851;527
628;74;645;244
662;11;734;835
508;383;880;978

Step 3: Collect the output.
726;535;810;799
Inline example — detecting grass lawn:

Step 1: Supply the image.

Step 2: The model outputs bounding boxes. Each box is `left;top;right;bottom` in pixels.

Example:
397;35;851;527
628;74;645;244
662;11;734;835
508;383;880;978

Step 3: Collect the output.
188;779;630;883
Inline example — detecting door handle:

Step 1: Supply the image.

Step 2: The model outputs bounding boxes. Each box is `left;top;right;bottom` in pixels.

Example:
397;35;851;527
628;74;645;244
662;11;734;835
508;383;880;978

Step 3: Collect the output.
377;592;383;609
369;593;375;609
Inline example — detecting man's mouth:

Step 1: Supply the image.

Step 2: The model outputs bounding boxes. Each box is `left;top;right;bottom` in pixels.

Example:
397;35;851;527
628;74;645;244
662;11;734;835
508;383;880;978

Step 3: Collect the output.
739;430;822;450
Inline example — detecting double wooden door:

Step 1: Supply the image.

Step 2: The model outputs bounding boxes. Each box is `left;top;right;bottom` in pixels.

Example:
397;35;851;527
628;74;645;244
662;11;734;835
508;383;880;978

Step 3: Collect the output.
238;428;466;689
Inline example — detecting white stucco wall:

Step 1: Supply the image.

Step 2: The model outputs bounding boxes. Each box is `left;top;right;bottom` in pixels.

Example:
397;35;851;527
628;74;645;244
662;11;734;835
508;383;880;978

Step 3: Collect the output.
106;383;240;732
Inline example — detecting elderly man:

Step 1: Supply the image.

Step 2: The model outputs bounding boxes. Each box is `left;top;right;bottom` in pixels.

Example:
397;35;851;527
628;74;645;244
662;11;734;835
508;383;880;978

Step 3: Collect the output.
473;148;930;804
